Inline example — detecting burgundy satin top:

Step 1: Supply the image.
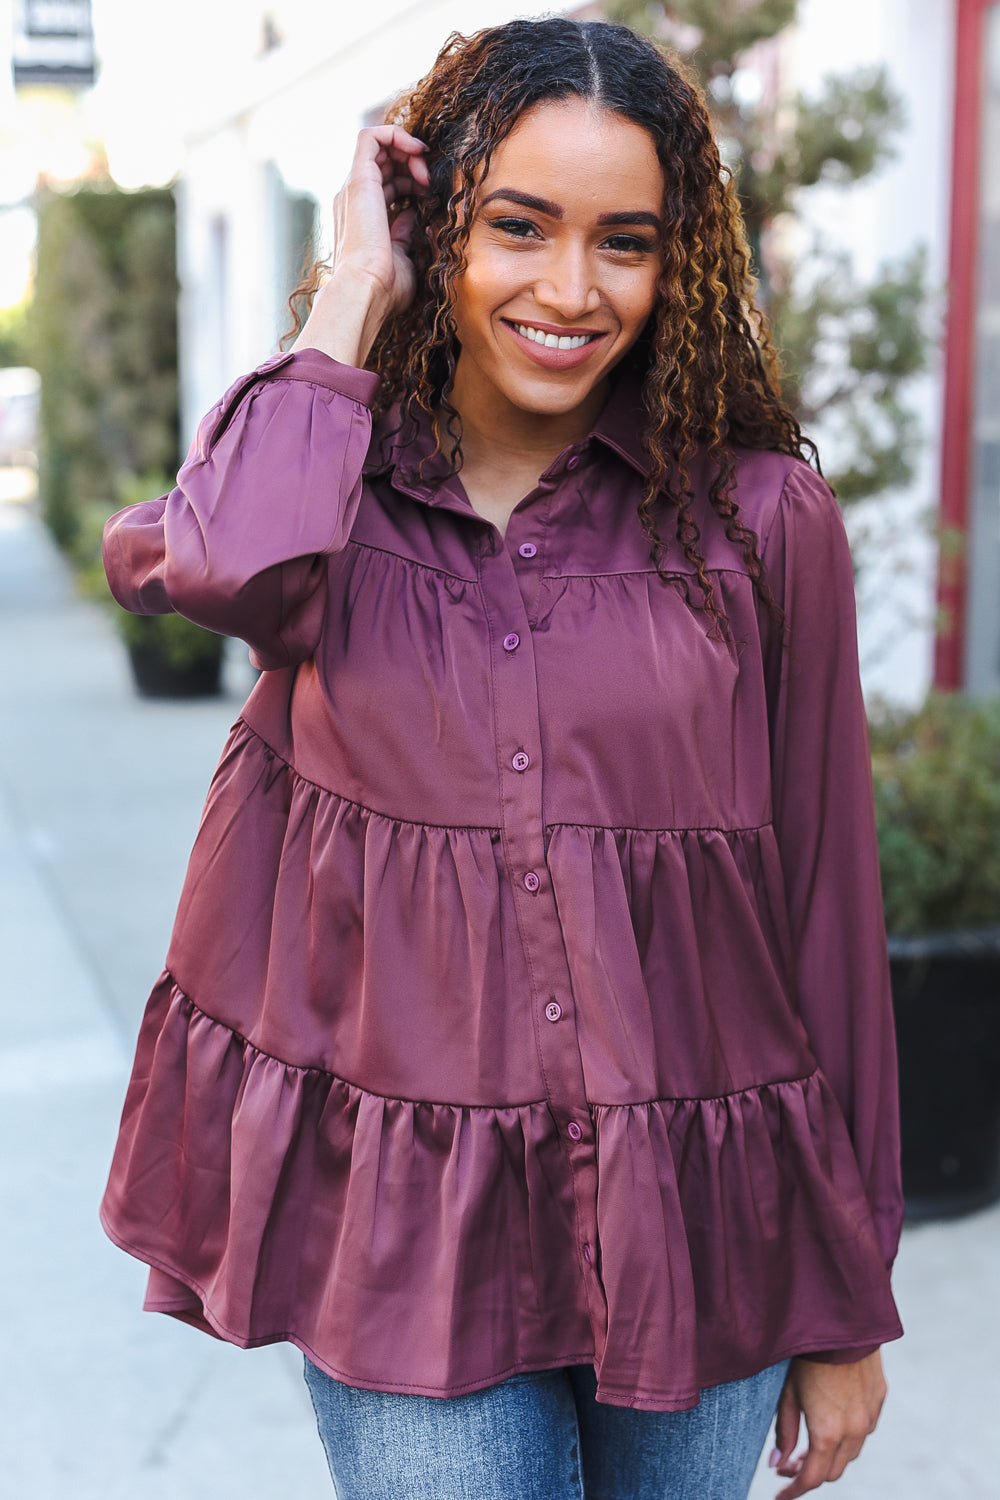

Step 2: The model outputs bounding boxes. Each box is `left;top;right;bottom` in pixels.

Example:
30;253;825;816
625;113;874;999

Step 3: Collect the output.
100;348;903;1411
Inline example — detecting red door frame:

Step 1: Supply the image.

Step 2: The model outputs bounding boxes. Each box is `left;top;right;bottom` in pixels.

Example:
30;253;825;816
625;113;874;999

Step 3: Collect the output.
935;0;995;689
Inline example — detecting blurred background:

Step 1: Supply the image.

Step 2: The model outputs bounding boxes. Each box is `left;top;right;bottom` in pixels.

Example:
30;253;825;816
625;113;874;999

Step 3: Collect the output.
1;1;998;1496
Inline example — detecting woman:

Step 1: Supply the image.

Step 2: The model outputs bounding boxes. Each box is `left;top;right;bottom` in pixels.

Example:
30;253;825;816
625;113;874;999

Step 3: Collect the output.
100;18;902;1500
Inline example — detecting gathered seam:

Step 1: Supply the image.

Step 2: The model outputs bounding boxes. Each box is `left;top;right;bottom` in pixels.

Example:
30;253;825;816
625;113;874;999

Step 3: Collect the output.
162;981;819;1114
233;718;502;832
165;983;547;1110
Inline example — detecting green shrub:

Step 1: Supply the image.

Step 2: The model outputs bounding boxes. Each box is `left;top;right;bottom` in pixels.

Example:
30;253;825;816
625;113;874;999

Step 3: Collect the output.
0;299;31;367
115;610;224;669
31;194;221;672
30;183;179;556
870;695;1000;935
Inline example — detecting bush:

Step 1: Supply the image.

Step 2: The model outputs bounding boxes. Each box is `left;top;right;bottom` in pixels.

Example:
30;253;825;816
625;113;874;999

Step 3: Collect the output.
870;695;1000;935
31;184;222;675
0;299;31;368
30;183;179;555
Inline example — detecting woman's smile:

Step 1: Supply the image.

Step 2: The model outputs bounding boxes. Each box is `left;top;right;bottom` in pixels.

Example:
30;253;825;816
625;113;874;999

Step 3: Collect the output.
502;317;608;369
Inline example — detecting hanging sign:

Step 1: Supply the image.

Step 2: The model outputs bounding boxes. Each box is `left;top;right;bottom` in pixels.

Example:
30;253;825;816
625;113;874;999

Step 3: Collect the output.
12;0;96;89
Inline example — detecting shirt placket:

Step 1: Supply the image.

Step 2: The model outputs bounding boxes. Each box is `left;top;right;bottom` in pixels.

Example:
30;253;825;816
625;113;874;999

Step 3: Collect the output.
478;471;608;1357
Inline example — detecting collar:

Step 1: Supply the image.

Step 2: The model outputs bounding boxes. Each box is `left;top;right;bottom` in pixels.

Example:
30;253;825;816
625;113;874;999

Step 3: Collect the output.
367;364;653;506
587;365;650;477
366;406;460;503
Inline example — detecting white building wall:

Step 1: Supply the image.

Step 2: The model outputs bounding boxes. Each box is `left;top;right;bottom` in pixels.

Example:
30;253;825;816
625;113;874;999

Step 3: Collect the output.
789;0;956;705
177;130;274;443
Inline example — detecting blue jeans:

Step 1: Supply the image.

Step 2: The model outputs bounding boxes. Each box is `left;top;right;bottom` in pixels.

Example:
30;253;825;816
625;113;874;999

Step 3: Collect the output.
303;1357;790;1499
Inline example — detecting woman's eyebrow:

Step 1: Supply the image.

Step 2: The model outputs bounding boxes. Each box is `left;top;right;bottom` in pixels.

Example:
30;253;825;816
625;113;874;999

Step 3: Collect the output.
479;190;661;231
596;210;661;229
481;189;563;216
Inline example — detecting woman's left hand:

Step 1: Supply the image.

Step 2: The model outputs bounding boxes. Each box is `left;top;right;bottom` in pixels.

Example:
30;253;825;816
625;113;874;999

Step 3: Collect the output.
770;1351;887;1497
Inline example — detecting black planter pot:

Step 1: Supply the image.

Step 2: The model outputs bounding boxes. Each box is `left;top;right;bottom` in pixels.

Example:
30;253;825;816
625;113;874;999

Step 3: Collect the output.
889;927;1000;1221
126;640;223;699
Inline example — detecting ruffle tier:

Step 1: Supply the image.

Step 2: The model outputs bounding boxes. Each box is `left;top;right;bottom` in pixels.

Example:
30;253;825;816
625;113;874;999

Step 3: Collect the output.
101;978;902;1411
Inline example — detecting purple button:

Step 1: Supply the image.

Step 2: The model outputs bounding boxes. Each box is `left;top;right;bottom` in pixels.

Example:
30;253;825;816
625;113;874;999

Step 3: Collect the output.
518;542;537;558
511;751;530;772
566;455;580;471
582;1243;592;1264
523;871;540;892
567;1121;583;1141
503;633;520;652
545;1000;562;1022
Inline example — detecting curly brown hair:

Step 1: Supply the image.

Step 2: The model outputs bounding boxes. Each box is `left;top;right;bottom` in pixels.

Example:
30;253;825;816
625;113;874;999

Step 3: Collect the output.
290;17;820;634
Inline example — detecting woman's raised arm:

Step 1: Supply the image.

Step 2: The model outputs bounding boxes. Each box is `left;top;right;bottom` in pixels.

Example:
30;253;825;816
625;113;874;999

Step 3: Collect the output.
102;126;428;670
102;352;377;669
292;124;428;367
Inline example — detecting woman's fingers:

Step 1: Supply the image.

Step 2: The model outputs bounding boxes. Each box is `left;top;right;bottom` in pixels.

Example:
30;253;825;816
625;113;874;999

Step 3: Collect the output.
381;175;423;207
375;142;430;185
376;164;429;205
294;126;428;362
771;1353;886;1498
775;1438;835;1498
364;126;429;190
389;207;417;246
776;1432;868;1498
772;1381;801;1465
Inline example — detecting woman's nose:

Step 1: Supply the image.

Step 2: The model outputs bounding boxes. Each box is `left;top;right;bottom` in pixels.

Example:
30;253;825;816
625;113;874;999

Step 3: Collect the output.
534;246;601;318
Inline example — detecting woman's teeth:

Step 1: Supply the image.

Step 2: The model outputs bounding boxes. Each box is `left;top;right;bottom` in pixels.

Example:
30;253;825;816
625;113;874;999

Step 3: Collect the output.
515;324;597;350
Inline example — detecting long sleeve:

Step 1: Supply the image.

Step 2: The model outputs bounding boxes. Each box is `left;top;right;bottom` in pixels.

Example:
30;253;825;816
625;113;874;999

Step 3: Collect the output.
761;464;903;1352
102;349;380;670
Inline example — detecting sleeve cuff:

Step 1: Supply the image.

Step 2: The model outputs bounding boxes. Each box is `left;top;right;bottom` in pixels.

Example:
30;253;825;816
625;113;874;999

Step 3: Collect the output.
797;1344;881;1365
263;347;381;407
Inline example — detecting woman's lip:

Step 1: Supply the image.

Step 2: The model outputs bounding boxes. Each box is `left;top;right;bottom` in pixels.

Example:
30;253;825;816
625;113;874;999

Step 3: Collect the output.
502;321;609;370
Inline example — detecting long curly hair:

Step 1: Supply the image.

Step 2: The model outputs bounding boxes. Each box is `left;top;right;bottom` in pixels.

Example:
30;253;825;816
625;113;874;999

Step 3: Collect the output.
290;17;819;633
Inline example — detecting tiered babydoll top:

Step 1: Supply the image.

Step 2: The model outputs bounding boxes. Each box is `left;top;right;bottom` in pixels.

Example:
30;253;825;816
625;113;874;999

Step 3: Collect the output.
100;348;903;1411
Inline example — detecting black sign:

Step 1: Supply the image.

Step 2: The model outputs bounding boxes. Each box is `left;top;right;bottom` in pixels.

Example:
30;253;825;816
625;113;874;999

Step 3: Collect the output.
12;0;96;89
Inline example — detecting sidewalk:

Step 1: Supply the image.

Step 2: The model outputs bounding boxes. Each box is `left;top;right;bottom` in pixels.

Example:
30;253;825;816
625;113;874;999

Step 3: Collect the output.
1;493;996;1498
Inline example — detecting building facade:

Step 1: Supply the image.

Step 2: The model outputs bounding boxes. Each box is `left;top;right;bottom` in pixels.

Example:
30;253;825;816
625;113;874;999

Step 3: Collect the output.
938;0;1000;695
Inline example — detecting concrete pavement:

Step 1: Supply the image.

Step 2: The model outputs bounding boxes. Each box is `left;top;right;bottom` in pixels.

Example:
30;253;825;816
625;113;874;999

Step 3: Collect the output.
1;491;997;1498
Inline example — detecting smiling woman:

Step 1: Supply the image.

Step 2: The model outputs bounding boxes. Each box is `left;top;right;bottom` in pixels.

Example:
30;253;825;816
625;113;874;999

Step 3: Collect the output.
98;17;902;1500
447;100;665;529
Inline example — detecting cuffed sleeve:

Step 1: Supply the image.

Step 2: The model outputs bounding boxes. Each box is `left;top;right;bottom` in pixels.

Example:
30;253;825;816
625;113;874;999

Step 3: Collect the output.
800;1342;881;1366
762;464;904;1289
102;349;380;669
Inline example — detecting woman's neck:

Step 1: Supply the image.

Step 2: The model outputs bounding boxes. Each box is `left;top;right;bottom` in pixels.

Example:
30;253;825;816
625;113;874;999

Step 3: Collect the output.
450;366;609;478
445;377;608;539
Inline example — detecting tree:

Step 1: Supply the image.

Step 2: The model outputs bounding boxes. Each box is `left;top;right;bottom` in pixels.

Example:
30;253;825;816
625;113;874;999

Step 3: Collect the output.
607;0;931;508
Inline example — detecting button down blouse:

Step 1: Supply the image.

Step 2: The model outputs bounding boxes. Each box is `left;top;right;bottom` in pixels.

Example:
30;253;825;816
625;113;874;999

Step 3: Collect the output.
99;347;903;1412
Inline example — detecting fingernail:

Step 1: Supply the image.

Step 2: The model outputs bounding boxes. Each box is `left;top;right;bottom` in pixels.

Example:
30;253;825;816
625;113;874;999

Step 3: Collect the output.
768;1447;781;1468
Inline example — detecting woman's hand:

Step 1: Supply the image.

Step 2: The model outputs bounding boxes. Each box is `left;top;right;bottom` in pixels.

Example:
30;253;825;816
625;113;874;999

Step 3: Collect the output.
293;125;429;368
770;1352;887;1497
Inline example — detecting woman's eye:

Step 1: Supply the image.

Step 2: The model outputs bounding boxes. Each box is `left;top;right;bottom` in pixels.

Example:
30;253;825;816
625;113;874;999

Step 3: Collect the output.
603;234;655;254
490;217;539;239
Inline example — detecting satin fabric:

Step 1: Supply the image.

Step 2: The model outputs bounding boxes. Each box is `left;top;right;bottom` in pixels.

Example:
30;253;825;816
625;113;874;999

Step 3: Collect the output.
100;348;903;1411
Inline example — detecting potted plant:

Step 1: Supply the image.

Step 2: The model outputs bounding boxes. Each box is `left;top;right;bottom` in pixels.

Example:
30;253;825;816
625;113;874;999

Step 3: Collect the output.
870;694;1000;1219
116;609;225;699
76;475;225;699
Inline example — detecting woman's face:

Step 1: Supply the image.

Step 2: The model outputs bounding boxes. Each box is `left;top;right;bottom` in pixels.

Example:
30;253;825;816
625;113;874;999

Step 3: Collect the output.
450;98;665;429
